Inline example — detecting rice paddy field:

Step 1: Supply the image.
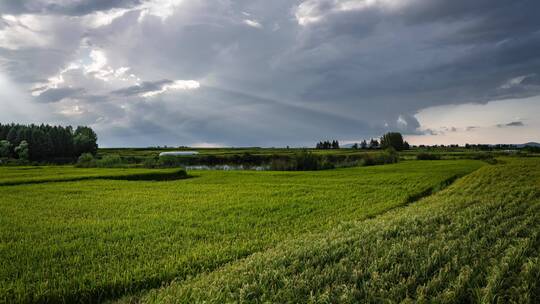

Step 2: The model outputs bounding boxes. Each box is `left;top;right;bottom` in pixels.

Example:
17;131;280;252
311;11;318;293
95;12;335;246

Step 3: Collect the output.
1;158;539;303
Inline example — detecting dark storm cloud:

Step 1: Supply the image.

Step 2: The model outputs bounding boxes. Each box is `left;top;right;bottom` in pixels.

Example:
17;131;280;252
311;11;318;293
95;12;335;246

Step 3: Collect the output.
1;0;540;146
99;85;380;147
293;0;540;110
0;0;141;16
521;75;540;86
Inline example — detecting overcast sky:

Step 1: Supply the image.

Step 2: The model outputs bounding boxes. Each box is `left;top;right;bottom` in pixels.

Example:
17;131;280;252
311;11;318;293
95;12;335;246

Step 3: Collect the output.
1;0;539;147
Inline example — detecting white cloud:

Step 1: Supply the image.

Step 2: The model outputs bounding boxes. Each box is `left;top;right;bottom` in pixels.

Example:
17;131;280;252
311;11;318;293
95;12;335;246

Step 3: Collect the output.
190;142;224;148
243;19;262;28
31;49;136;97
137;0;187;22
141;80;200;97
0;14;50;49
295;0;406;26
31;63;80;96
59;104;85;116
83;8;131;28
397;115;407;127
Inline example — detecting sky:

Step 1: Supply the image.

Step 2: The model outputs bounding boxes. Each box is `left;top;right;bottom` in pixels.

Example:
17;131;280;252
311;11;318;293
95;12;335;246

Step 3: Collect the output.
0;0;539;147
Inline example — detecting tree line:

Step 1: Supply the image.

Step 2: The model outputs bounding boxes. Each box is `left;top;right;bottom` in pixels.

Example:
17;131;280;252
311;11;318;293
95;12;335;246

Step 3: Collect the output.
316;140;340;149
0;123;97;161
317;132;410;151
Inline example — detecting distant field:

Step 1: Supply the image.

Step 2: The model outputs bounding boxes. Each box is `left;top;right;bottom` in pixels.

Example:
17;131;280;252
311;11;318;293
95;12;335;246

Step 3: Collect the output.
0;160;482;303
0;167;187;186
98;147;524;164
136;158;540;303
98;147;382;158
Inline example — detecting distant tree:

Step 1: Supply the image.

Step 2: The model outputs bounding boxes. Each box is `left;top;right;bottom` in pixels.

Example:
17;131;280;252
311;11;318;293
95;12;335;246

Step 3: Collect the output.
6;127;19;145
0;140;11;158
360;140;367;149
0;123;11;139
369;139;379;149
317;140;339;149
352;143;359;149
403;141;410;150
29;128;53;160
74;126;98;155
380;132;405;151
0;123;85;160
15;140;29;160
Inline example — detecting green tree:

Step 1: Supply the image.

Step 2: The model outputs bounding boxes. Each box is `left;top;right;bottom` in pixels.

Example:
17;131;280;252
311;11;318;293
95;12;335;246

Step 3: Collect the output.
74;126;98;155
15;140;29;160
380;132;405;151
360;140;368;149
403;141;410;150
0;140;11;158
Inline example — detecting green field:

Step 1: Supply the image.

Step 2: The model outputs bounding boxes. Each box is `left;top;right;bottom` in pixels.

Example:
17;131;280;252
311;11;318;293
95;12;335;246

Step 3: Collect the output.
0;160;483;303
0;167;188;186
139;158;540;303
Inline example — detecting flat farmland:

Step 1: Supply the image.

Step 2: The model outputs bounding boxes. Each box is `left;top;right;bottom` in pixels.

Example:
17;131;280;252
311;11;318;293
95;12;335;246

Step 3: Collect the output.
141;158;540;303
0;160;482;303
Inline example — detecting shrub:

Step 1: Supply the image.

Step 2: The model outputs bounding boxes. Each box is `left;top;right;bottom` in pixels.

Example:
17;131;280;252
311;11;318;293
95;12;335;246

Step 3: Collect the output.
157;155;184;168
76;153;96;168
320;156;336;170
142;157;158;168
293;151;320;171
361;156;377;166
269;158;293;171
377;148;399;164
96;155;125;168
360;149;399;166
416;152;441;160
469;153;498;164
